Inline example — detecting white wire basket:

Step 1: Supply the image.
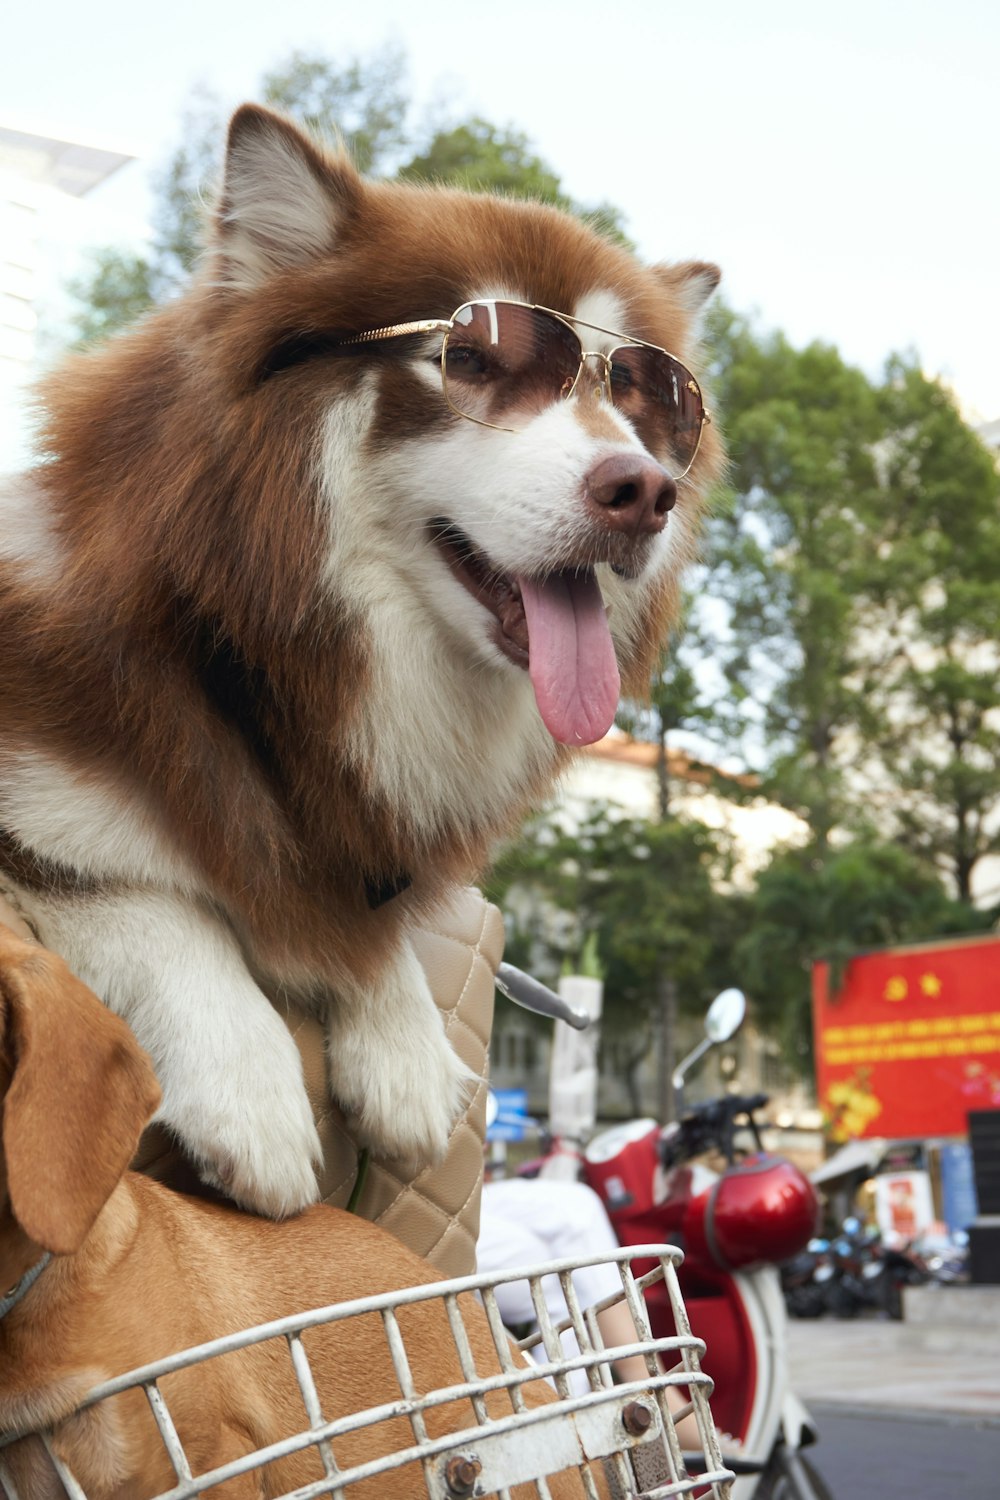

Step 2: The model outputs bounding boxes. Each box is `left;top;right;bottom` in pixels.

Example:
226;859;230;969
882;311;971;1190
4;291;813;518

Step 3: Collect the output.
0;1244;733;1500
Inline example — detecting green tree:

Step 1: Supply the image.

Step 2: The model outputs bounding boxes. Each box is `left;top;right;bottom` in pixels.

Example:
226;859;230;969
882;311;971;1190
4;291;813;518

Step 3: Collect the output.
687;313;1000;1071
68;247;155;347
701;305;887;852
261;46;409;175
858;359;1000;902
613;597;760;1106
700;310;1000;908
617;600;752;822
151;85;226;295
401;118;628;242
68;85;223;338
401;117;564;198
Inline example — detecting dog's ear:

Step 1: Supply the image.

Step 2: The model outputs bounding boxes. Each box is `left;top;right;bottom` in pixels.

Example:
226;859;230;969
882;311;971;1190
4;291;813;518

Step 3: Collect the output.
0;929;161;1254
211;103;362;291
651;260;722;319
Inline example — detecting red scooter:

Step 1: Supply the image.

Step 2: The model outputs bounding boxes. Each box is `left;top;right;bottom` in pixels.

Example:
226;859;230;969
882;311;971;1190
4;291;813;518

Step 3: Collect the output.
581;989;833;1499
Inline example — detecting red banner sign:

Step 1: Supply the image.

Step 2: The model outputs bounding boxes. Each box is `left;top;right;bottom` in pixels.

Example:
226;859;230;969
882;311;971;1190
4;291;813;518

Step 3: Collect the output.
812;936;1000;1141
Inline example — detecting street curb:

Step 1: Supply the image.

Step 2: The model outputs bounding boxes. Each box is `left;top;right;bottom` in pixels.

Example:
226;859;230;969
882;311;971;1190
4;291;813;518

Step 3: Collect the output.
807;1399;1000;1430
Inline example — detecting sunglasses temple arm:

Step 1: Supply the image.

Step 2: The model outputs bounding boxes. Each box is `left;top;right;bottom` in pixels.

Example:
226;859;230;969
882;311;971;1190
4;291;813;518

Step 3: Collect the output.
337;319;452;346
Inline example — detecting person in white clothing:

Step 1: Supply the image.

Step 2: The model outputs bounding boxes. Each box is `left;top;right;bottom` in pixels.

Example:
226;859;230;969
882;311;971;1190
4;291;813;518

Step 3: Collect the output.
477;1177;680;1402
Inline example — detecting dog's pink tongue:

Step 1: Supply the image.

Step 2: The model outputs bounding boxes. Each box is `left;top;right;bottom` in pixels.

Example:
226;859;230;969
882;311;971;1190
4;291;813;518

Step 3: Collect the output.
518;571;620;745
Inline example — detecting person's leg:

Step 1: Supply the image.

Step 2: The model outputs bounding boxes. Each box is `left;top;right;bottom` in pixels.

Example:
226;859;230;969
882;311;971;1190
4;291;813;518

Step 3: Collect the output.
592;1295;742;1452
591;1299;695;1443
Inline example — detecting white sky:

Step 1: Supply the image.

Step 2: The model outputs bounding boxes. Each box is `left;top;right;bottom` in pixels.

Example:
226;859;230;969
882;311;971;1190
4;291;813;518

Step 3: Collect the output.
4;0;999;418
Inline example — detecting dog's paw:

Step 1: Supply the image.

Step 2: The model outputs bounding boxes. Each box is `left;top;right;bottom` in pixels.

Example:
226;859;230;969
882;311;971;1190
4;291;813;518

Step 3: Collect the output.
327;953;479;1168
359;1027;478;1167
157;1008;322;1218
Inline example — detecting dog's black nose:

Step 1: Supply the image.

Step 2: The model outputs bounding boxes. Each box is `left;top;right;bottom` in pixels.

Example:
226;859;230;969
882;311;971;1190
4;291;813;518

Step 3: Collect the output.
584;453;676;536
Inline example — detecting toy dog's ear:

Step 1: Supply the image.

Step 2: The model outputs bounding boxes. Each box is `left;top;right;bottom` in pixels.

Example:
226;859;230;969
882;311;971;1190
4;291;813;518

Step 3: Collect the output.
0;928;161;1254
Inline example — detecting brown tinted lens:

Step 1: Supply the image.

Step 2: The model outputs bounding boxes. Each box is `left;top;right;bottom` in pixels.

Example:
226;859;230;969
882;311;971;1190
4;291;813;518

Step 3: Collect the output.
443;302;582;426
609;347;704;475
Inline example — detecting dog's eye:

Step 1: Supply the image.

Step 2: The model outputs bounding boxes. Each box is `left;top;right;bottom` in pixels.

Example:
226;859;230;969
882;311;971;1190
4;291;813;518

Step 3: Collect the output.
610;362;635;394
444;344;494;382
259;333;342;380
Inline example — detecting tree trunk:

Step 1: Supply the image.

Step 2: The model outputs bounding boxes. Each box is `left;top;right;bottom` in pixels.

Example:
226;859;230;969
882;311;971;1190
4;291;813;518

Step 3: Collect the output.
656;726;670;821
652;717;677;1120
623;1031;650;1118
656;966;678;1123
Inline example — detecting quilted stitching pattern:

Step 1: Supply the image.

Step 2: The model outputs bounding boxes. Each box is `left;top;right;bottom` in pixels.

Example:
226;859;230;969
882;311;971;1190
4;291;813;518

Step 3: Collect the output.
315;888;501;1276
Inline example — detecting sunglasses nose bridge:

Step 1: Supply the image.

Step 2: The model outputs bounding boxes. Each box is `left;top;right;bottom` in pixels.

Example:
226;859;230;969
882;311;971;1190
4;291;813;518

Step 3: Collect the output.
571;349;612;404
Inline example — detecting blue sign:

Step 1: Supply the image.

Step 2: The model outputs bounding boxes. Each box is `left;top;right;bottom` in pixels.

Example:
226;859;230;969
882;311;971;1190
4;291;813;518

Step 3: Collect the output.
940;1142;979;1234
487;1087;530;1143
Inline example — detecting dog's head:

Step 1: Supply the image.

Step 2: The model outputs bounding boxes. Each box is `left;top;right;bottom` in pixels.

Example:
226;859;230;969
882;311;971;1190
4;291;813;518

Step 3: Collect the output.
201;106;723;747
42;106;721;780
0;927;161;1255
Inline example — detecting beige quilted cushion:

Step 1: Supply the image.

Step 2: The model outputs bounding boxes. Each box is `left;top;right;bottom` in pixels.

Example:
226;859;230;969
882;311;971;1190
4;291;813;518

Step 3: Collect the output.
284;886;501;1276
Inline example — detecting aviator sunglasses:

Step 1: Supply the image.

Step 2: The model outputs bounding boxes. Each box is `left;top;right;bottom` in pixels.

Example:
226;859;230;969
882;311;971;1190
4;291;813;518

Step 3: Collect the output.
334;299;710;480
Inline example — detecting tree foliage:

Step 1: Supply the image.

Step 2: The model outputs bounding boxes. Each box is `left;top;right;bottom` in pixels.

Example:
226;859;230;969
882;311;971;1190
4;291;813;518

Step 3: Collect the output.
859;359;1000;901
261;46;409;175
68;85;222;337
699;305;886;848
68;247;155;347
491;308;1000;1079
485;804;747;1038
401;118;628;242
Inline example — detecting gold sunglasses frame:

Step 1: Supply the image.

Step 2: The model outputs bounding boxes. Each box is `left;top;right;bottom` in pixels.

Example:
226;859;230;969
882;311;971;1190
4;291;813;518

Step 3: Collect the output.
335;299;711;479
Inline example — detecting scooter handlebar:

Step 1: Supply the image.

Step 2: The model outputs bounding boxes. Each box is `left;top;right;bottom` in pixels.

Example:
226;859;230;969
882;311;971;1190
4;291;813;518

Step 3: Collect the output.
665;1091;772;1165
685;1092;770;1124
731;1091;770;1116
494;962;591;1030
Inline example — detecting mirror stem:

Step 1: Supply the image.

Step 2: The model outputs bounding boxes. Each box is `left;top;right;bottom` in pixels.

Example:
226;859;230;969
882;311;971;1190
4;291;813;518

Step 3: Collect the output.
672;1035;714;1116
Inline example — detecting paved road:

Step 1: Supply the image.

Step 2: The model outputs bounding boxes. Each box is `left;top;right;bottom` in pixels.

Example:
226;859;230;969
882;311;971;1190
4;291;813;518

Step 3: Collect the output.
783;1290;1000;1498
806;1404;999;1500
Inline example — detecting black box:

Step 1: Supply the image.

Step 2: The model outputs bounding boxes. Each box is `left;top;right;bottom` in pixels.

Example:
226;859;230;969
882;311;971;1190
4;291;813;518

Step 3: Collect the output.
968;1217;1000;1284
968;1109;1000;1215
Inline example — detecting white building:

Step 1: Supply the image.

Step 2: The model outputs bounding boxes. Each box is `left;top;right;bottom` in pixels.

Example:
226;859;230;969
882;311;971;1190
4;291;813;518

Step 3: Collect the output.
557;731;808;886
0;123;136;472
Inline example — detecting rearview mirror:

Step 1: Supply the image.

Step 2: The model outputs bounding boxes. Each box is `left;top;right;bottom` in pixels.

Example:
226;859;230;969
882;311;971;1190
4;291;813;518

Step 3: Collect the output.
705;987;746;1043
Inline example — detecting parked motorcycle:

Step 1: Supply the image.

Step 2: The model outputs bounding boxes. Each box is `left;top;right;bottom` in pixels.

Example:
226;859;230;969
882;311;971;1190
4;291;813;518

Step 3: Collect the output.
782;1213;967;1322
818;1215;884;1319
809;1215;937;1321
918;1227;969;1288
580;989;832;1500
780;1239;831;1321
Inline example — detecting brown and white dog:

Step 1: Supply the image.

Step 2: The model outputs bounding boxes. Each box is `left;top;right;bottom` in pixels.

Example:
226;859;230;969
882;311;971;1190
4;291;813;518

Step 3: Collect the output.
0;922;606;1499
0;106;722;1216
